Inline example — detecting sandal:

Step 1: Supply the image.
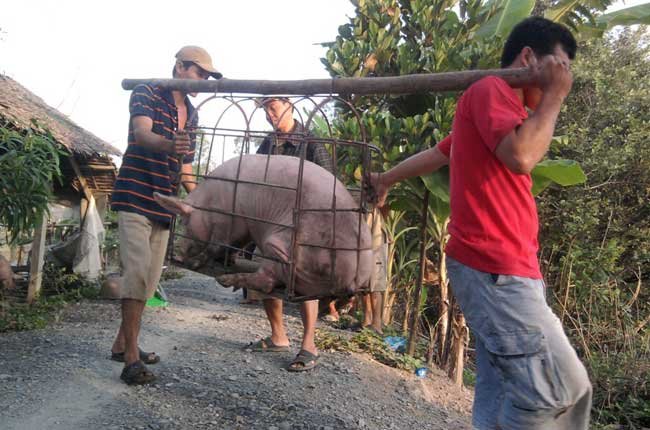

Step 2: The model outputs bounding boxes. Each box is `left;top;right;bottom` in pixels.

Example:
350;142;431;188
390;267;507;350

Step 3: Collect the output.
322;314;339;323
247;336;290;352
287;349;319;372
120;360;157;385
111;348;160;365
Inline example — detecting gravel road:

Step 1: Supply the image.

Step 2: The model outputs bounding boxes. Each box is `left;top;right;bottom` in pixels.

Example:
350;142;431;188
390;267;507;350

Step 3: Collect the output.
0;271;472;430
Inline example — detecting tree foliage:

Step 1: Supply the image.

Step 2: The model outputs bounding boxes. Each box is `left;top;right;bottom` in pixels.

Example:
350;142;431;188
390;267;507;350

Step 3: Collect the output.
538;28;650;427
321;0;649;425
0;122;63;243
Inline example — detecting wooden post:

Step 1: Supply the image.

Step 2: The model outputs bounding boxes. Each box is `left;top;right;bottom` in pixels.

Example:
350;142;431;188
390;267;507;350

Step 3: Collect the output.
80;196;89;225
26;213;47;304
122;67;533;95
95;194;108;222
407;190;429;356
68;156;95;226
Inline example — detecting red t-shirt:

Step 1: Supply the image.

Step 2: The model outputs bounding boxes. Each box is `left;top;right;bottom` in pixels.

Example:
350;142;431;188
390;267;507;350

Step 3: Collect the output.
444;76;542;279
437;135;452;157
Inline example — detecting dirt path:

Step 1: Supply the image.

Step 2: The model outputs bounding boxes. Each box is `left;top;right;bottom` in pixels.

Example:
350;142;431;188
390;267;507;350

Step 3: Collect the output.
0;271;472;430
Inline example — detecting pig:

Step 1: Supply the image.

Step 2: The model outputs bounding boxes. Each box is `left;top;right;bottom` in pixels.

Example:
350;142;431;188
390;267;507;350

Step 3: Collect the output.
0;255;16;291
154;154;373;299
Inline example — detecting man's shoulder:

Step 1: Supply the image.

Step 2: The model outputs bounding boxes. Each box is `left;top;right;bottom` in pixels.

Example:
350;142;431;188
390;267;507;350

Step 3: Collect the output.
458;75;522;115
256;135;272;154
466;75;511;95
132;84;156;95
131;84;169;105
465;76;518;101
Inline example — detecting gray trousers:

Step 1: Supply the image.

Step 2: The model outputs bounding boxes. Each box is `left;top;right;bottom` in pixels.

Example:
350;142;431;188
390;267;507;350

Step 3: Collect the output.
446;256;592;430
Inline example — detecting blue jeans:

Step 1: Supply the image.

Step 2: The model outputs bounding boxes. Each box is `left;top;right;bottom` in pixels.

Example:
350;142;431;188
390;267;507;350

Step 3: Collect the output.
446;256;592;430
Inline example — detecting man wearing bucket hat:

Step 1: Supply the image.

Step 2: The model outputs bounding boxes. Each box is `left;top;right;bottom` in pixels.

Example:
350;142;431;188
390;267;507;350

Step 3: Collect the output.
110;45;221;385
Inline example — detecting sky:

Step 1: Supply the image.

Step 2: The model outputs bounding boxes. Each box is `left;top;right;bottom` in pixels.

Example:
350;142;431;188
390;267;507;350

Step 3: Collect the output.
0;0;355;158
0;0;645;161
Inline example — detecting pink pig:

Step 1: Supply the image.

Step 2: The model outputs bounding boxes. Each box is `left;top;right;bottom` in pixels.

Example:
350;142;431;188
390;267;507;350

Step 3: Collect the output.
155;154;373;299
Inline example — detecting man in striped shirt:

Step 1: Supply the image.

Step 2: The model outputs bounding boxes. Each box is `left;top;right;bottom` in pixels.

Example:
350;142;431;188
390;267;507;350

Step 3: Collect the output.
110;46;221;385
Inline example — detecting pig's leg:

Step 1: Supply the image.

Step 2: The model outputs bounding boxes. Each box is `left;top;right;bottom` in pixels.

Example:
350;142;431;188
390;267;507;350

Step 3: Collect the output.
217;264;281;294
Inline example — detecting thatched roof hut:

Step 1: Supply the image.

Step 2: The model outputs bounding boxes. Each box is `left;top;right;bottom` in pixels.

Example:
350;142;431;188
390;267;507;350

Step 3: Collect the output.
0;74;121;201
0;75;124;300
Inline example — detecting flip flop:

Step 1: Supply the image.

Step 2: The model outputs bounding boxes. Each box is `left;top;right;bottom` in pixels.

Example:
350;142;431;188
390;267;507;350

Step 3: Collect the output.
111;348;160;365
120;360;157;385
247;336;290;353
322;314;339;323
287;349;319;372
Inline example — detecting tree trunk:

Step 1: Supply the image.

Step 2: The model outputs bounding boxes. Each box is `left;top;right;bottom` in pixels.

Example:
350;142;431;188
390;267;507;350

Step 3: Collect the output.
436;234;450;364
426;320;436;367
446;299;469;386
402;286;412;334
383;239;397;325
383;288;396;325
407;191;429;356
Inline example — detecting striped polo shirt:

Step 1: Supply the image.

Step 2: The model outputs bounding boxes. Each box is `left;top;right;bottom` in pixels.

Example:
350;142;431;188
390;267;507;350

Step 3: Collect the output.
111;84;197;225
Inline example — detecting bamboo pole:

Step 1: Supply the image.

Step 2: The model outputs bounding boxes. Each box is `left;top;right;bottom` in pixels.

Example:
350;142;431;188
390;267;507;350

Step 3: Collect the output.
407;190;429;357
122;67;532;95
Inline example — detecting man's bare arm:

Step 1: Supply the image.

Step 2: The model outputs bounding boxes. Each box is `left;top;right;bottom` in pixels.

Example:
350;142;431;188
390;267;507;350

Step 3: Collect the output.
181;163;197;193
495;55;572;174
369;144;449;207
131;116;190;155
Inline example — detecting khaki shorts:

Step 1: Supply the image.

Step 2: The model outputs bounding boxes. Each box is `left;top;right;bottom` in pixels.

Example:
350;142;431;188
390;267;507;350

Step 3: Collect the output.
369;243;388;293
118;211;170;301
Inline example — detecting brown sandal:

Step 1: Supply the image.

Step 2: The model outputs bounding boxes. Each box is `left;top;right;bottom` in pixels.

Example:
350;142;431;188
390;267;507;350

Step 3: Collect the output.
111;348;160;365
287;349;319;372
120;360;157;385
247;336;290;352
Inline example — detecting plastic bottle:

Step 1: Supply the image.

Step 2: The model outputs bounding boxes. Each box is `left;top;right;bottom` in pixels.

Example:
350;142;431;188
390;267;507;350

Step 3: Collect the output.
415;367;428;378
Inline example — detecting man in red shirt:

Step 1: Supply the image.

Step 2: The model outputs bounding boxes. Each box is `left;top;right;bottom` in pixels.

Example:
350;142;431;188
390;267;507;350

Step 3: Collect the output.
370;17;591;429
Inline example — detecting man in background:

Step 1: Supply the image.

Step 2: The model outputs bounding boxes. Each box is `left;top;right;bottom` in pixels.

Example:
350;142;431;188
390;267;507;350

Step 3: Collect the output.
247;97;333;372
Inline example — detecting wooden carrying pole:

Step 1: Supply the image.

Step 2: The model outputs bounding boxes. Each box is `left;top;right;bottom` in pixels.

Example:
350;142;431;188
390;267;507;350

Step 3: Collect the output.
122;67;533;95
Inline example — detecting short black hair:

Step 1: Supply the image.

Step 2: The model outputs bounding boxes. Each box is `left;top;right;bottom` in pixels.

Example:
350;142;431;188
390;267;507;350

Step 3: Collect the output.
501;17;577;68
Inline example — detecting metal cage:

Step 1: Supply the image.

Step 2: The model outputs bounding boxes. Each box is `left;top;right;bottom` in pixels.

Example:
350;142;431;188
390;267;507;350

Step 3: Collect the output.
167;95;382;301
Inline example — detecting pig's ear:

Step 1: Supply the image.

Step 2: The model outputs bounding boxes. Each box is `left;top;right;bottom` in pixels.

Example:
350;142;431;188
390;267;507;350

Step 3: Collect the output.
153;192;194;216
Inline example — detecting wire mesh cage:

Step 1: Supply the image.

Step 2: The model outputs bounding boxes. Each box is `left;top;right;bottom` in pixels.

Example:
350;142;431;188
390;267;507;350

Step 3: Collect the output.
166;95;383;302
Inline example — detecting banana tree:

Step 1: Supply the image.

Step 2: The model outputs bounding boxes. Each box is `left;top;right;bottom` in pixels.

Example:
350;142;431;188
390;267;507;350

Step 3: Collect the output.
0;124;63;244
382;210;420;326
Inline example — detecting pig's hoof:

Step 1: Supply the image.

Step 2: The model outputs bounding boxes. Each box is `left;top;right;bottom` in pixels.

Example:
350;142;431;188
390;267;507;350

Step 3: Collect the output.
217;274;237;289
216;275;230;287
